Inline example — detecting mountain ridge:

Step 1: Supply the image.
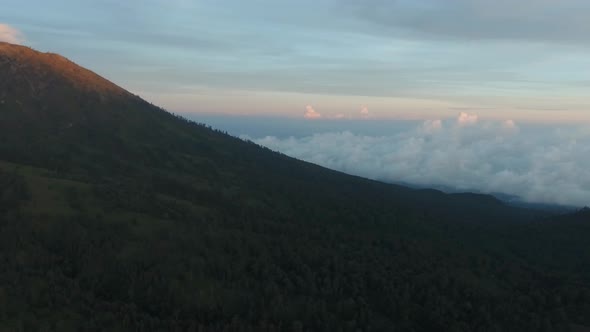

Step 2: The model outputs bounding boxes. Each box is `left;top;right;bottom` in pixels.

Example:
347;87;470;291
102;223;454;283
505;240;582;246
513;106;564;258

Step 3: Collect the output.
0;41;130;99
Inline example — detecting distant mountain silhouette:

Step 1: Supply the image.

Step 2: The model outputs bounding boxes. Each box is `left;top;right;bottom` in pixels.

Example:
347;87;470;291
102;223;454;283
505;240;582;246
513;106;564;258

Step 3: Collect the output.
1;42;589;331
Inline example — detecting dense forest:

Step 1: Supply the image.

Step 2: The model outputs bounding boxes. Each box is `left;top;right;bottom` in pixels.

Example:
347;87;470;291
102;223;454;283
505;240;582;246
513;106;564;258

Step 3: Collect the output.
1;42;590;331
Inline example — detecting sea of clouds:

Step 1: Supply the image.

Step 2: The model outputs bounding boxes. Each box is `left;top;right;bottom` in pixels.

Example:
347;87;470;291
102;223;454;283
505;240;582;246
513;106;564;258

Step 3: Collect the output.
248;113;590;207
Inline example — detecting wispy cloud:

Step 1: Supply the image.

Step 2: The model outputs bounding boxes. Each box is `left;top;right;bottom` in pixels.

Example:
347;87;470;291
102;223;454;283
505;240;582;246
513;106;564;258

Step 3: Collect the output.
349;0;590;44
0;23;24;44
252;114;590;206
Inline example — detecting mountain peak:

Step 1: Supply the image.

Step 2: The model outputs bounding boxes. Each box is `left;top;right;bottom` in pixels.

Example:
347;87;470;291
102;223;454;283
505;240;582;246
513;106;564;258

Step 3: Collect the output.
0;42;130;101
1;42;151;150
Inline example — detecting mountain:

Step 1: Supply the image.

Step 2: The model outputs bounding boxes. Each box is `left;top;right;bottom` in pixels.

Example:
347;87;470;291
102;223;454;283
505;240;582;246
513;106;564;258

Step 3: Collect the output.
1;42;590;331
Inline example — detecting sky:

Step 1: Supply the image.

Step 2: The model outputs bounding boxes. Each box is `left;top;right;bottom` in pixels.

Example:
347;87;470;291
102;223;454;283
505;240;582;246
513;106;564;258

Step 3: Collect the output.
2;0;590;122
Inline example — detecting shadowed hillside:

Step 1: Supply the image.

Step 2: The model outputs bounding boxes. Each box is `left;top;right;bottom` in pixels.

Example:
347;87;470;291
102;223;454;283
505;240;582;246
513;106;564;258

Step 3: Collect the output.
1;42;589;331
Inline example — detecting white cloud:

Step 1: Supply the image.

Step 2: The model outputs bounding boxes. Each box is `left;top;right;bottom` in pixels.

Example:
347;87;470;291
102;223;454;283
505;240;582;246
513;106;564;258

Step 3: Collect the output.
501;119;519;133
503;119;516;128
457;112;478;126
0;24;24;45
304;105;321;119
253;116;590;207
422;119;443;133
360;106;370;118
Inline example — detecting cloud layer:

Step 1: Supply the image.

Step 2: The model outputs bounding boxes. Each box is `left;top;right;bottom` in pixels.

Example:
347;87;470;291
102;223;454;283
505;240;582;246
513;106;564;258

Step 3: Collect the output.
253;114;590;207
0;23;24;44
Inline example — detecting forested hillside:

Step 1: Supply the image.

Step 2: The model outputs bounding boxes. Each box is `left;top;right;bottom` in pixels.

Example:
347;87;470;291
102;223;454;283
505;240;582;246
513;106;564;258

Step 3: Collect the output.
1;42;589;331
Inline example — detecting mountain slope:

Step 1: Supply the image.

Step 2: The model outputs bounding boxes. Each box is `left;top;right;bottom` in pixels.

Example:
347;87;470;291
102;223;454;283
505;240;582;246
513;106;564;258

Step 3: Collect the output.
0;42;541;225
1;42;590;331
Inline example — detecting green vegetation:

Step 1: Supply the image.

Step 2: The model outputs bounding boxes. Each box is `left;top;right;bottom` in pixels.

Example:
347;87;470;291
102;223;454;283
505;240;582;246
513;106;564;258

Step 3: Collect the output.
1;42;590;331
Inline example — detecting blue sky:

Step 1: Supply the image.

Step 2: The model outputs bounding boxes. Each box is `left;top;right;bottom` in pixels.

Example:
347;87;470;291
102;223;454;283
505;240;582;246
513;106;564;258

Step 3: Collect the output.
2;0;590;122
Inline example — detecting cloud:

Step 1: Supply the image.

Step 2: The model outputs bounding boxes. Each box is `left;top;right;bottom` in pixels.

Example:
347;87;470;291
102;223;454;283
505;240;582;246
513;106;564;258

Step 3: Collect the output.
304;105;321;119
252;116;590;207
0;24;24;44
502;119;519;133
349;0;590;45
457;112;478;126
422;119;443;133
360;106;370;118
